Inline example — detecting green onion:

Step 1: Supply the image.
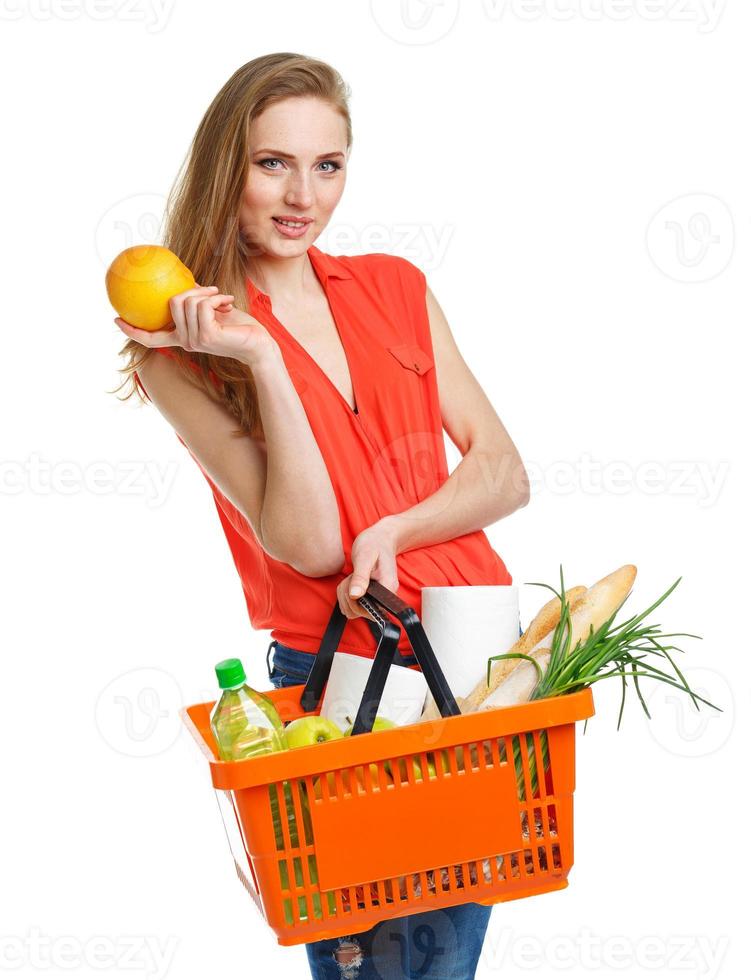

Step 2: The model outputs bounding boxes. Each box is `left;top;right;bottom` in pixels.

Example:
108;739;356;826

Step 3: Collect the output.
487;566;721;798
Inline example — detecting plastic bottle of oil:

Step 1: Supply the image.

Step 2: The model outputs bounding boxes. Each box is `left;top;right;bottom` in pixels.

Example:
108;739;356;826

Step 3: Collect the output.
210;658;334;924
210;658;285;758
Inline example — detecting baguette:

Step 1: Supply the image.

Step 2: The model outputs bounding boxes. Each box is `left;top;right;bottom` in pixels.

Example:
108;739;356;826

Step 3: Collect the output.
480;647;552;707
456;585;587;716
475;563;637;710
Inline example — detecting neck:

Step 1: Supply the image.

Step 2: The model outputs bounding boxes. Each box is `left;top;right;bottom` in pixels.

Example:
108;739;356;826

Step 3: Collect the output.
246;246;317;305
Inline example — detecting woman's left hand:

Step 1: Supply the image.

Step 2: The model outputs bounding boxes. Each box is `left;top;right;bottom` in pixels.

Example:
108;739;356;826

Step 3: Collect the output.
337;519;399;620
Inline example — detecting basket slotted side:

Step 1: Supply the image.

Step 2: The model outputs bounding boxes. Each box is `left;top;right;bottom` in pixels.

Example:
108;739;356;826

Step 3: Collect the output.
181;686;593;946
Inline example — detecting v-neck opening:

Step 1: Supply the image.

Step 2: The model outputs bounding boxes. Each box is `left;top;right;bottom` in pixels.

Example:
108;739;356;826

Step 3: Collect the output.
249;252;360;417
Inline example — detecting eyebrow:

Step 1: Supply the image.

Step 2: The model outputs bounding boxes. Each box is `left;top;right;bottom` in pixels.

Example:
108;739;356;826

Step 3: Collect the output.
253;149;346;160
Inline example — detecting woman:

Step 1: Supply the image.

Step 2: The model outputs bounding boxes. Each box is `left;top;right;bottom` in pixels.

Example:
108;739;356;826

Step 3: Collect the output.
114;52;529;980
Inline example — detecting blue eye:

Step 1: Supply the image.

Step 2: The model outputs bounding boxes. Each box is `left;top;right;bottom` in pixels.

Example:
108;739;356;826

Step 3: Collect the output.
258;158;342;172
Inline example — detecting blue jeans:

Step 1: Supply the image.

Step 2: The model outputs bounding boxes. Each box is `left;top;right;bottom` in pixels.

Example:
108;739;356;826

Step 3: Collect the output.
265;639;493;979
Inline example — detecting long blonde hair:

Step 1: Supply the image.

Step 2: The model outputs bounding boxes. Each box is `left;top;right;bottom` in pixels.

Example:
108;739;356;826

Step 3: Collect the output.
109;53;353;439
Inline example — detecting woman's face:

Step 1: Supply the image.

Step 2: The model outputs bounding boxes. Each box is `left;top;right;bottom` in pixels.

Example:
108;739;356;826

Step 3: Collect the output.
240;96;349;260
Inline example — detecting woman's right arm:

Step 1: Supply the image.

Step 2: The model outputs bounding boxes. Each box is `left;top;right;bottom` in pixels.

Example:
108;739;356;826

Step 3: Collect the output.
135;344;345;577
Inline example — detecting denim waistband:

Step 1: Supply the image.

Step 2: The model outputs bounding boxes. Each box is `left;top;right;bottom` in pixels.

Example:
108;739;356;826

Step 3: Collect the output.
265;640;313;677
266;639;418;676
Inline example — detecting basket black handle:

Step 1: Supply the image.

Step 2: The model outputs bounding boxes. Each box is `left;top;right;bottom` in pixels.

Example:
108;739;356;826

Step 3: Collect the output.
300;579;461;734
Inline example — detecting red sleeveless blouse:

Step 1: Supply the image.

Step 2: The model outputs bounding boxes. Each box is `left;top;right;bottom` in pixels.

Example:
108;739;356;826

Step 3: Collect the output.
134;245;512;657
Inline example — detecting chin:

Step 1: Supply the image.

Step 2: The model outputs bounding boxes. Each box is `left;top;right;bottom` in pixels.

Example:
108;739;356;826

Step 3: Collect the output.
267;233;311;252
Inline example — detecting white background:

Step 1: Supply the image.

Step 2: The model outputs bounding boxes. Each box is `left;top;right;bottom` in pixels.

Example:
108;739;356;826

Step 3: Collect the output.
1;1;746;977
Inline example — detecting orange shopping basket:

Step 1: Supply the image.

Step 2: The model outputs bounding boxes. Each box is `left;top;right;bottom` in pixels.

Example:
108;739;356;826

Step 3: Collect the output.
182;580;594;946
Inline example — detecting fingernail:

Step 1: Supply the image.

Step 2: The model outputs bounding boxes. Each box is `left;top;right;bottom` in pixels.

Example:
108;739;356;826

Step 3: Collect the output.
350;586;363;597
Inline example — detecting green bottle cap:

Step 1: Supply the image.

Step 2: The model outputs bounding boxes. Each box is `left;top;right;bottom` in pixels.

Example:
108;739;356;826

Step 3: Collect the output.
215;658;246;689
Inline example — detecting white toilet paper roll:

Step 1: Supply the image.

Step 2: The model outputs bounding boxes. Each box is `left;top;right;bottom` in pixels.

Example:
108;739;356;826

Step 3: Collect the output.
420;586;520;712
319;652;429;732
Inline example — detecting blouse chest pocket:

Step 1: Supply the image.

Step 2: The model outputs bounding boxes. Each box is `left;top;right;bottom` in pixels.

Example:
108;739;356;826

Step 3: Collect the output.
387;343;434;376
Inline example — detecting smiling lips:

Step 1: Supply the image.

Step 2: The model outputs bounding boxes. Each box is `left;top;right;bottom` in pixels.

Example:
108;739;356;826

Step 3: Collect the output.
273;216;313;227
272;216;313;238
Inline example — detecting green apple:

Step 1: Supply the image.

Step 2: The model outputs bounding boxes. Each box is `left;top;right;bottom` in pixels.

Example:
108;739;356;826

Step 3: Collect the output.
396;752;437;781
342;715;437;781
342;714;395;737
284;715;344;749
340;715;392;789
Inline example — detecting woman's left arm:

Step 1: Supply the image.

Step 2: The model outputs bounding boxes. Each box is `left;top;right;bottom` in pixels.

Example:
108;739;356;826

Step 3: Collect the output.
337;280;530;617
383;282;530;550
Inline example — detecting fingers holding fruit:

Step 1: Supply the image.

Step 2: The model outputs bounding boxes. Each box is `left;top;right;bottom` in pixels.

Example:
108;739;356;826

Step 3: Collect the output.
106;244;279;366
113;316;182;348
170;285;236;350
114;285;231;348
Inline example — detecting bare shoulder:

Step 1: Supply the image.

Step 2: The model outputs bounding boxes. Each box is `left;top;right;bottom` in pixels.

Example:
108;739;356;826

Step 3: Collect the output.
424;282;460;357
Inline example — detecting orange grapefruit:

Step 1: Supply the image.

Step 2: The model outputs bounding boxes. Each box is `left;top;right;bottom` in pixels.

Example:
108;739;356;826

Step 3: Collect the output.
105;245;194;331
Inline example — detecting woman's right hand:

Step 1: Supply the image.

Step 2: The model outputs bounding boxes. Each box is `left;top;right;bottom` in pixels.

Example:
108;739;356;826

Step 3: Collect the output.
114;284;280;367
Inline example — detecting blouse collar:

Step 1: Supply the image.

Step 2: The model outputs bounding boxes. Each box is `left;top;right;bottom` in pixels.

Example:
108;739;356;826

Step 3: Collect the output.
245;244;352;312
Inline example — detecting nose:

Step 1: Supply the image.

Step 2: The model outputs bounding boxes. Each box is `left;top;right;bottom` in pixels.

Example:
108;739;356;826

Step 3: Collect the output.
284;170;314;210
